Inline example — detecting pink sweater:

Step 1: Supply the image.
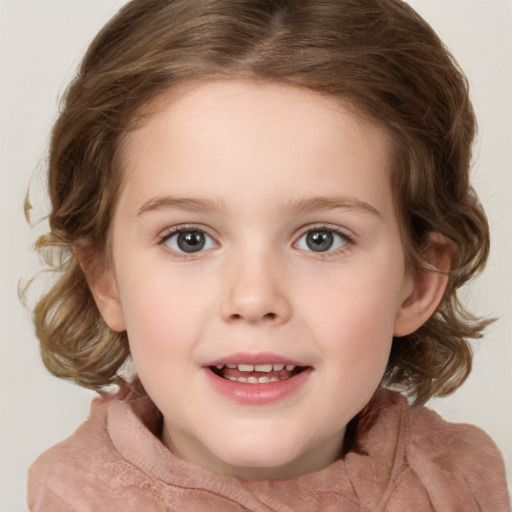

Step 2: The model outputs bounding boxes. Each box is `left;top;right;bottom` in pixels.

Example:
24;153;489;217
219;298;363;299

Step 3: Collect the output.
28;386;510;511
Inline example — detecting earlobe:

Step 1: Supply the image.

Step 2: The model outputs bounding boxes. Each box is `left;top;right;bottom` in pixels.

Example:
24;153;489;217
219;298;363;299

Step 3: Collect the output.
75;243;126;332
393;233;454;337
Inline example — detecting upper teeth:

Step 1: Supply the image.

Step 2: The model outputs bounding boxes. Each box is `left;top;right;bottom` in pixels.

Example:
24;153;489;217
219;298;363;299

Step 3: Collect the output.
215;363;295;372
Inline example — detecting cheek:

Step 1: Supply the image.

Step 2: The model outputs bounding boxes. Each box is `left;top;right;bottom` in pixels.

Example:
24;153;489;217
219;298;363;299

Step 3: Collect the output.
117;272;208;360
306;264;403;330
301;266;402;367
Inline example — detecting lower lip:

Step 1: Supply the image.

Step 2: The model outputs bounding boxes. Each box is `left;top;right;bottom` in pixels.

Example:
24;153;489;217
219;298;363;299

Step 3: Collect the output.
203;367;312;405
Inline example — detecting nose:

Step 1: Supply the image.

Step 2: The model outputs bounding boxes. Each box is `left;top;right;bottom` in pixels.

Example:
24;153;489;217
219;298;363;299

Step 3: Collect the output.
219;252;292;325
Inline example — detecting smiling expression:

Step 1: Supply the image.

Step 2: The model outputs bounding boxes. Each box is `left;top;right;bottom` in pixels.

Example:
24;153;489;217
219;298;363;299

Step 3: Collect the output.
98;80;416;480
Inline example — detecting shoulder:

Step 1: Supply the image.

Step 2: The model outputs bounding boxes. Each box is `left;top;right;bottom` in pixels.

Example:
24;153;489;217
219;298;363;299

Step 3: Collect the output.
27;393;121;511
405;399;506;474
394;391;510;510
406;399;501;459
27;386;164;512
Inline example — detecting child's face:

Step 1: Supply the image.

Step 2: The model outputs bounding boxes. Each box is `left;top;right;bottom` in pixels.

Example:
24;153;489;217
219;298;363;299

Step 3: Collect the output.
103;80;415;480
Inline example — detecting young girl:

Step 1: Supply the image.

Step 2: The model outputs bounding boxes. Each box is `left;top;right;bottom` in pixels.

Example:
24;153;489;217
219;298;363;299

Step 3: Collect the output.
26;0;509;510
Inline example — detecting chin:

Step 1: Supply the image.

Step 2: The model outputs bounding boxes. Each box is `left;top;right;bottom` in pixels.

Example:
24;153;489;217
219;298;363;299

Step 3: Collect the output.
208;436;321;480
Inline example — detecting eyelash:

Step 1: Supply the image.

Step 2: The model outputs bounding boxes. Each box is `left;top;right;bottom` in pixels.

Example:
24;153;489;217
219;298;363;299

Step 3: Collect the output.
157;225;218;259
294;224;354;256
157;224;354;258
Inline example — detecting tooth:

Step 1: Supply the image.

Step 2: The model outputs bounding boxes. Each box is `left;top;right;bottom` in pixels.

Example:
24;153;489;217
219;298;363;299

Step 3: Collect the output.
248;376;258;384
258;376;270;383
238;377;248;383
216;364;224;369
255;364;272;372
272;363;285;371
225;375;237;381
269;376;279;382
226;364;237;369
238;364;254;372
285;365;295;371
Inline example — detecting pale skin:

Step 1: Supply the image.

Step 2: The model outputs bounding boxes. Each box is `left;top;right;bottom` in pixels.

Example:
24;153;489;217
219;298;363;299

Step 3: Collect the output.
82;80;451;481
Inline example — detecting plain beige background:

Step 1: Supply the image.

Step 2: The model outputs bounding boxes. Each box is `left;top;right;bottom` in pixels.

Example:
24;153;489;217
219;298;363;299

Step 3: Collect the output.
1;1;511;510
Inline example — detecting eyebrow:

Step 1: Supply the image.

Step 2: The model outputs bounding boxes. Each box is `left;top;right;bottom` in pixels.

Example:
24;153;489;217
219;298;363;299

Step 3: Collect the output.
283;196;381;217
136;194;381;218
137;196;224;216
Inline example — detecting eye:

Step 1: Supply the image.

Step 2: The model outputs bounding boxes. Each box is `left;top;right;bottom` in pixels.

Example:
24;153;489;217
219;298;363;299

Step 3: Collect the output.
162;229;216;254
295;228;350;253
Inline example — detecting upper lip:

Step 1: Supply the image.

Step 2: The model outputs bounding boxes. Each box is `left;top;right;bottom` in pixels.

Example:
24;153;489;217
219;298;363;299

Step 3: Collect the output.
203;351;308;368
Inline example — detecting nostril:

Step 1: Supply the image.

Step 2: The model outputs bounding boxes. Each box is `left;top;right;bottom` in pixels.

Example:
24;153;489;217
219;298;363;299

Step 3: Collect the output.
228;311;278;322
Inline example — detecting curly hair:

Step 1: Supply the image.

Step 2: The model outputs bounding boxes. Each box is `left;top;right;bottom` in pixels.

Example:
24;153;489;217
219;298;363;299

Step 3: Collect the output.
30;0;491;405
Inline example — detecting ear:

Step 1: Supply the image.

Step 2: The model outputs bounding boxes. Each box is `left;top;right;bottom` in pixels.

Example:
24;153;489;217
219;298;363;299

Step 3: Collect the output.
75;242;126;332
393;233;454;337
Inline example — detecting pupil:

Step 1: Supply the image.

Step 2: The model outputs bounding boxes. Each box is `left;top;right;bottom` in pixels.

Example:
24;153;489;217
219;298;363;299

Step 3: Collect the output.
306;230;333;252
177;231;205;253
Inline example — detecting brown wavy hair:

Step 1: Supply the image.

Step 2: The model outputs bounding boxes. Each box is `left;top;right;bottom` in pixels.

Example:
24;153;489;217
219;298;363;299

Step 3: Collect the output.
29;0;491;405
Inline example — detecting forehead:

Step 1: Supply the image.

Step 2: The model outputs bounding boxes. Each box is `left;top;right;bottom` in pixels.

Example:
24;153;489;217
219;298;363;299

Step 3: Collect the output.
118;80;395;218
128;79;385;150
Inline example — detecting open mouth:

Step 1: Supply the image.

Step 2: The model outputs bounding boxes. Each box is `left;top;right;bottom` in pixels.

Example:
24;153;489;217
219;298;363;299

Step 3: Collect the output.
210;363;306;384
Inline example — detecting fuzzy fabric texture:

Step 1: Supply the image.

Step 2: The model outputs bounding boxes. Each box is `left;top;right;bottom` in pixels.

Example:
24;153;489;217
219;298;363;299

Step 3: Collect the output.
28;386;510;511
